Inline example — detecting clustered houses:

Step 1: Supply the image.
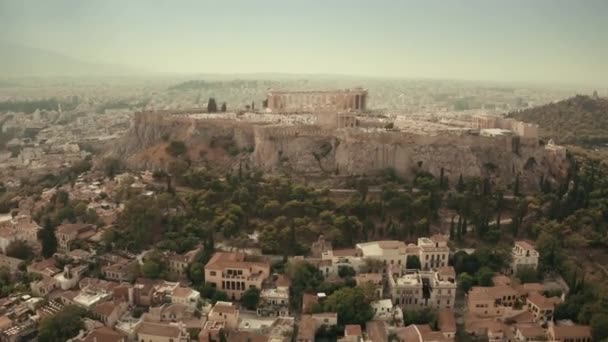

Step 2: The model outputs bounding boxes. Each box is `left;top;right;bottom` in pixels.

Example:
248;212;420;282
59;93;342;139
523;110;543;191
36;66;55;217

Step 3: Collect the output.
462;241;592;342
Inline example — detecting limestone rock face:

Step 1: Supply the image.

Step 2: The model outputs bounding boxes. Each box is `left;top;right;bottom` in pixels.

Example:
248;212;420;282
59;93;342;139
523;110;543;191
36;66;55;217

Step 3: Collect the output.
116;114;567;190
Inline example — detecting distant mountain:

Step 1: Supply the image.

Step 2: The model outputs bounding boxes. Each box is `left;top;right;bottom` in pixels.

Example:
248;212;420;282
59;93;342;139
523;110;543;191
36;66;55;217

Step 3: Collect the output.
508;95;608;146
0;42;139;77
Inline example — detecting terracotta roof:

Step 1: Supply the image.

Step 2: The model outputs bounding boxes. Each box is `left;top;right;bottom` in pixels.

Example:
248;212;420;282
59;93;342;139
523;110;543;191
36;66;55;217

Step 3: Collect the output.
137;322;181;338
515;240;536;251
93;301;119;317
517;325;546;339
301;293;318;313
527;293;560;310
205;251;268;270
492;275;512;286
430;234;448;243
366;320;388;342
297;315;315;341
344;324;362;337
228;331;268;342
81;327;126;342
172;286;193;298
275;274;291;287
56;223;91;235
437;266;456;278
551;324;592;340
438;309;456;333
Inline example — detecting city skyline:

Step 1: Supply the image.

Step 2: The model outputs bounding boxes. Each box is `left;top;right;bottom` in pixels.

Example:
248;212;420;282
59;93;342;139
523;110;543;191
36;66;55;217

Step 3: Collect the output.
1;0;607;87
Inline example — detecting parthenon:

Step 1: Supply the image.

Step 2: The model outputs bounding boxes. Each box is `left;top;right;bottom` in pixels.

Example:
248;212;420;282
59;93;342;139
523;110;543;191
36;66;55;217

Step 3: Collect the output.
266;88;368;113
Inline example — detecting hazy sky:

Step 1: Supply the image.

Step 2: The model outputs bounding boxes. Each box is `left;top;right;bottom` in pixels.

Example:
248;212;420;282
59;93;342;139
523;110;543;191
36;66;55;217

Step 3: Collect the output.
1;0;607;86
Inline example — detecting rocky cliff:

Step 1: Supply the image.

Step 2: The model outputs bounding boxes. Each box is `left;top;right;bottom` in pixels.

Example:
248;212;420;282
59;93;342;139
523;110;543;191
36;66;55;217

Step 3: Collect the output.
116;113;567;190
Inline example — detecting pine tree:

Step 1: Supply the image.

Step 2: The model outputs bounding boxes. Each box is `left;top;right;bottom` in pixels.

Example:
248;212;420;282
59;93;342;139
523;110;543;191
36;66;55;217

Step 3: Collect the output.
221;102;227;112
449;216;455;240
207;98;218;113
457;174;465;192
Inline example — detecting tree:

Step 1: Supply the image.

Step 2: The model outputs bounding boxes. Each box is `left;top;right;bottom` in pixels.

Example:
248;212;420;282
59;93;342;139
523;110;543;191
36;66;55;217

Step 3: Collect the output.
338;265;356;278
457;273;474;293
241;287;260;310
515;266;540;284
475;267;494;287
212;290;228;303
403;308;436;326
286;261;324;309
188;262;204;285
221;102;227;112
591;313;608;341
457;175;465;192
207;98;218;113
38;218;57;258
406;255;422;270
101;157;123;179
166;140;187;157
6;240;33;260
38;305;86;342
141;259;163;279
318;286;374;326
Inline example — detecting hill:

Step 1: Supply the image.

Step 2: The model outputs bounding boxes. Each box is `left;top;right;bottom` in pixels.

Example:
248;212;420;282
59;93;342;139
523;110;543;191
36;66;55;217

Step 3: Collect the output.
507;95;608;146
0;42;138;77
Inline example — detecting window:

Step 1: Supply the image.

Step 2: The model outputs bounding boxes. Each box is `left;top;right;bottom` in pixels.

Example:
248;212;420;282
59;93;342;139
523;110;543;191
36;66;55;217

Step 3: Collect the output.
210;271;216;276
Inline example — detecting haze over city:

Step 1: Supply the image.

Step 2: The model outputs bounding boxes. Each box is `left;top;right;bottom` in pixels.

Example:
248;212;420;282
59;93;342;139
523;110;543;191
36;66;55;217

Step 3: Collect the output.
1;0;607;86
1;1;608;342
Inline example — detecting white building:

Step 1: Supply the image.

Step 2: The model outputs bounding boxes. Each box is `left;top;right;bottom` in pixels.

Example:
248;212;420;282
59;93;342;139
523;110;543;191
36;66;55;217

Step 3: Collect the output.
511;241;539;274
389;266;457;310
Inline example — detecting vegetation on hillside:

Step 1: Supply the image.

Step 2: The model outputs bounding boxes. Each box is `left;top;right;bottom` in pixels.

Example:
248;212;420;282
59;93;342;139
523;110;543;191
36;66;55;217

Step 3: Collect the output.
508;95;608;146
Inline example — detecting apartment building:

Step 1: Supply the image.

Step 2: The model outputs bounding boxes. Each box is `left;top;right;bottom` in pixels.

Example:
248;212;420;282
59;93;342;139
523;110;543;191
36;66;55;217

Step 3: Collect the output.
204;252;270;300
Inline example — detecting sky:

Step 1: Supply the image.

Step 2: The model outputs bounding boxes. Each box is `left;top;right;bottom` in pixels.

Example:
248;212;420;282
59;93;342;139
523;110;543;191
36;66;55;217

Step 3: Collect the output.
0;0;607;86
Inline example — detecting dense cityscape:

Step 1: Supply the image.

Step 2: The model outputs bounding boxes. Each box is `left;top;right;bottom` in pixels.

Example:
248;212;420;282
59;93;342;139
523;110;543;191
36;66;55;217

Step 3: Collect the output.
1;1;607;342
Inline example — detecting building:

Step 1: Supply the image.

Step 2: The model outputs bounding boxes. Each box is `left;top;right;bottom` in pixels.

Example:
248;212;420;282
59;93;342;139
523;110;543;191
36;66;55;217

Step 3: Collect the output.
296;315;315;342
102;259;138;282
55;223;95;252
341;324;362;342
437;309;457;340
91;300;128;327
204;252;270;300
207;301;239;330
170;286;200;308
355;273;383;299
0;254;24;272
526;293;560;322
389;267;457;310
257;286;290;317
547;322;592;342
137;321;188;342
417;235;450;271
355;235;450;275
266;88;368;113
511;241;540;274
466;285;519;318
166;247;202;278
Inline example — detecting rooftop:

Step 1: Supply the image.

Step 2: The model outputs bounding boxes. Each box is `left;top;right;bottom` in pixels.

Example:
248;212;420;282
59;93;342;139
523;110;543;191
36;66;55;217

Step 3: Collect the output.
137;322;181;338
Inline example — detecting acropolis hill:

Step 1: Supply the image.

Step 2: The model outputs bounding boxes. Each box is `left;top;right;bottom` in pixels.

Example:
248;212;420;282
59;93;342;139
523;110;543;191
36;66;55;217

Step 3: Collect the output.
117;88;568;189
